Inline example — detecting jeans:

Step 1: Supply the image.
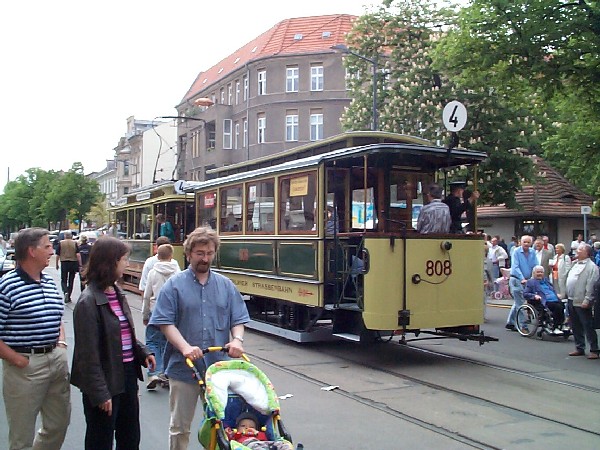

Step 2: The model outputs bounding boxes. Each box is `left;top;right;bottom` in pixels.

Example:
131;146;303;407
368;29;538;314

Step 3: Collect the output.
506;277;525;326
145;324;167;377
60;260;79;298
82;362;140;450
568;301;599;353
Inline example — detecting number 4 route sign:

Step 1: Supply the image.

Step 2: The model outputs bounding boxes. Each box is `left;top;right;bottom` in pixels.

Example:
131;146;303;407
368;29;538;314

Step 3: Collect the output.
443;101;467;132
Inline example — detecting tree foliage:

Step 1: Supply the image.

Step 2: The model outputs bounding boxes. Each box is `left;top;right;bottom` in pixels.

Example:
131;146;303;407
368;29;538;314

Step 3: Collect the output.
436;0;600;196
0;163;102;232
340;0;537;208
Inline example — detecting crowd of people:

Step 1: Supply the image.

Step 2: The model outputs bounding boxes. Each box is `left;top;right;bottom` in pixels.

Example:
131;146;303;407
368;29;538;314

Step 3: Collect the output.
0;226;250;450
483;232;600;359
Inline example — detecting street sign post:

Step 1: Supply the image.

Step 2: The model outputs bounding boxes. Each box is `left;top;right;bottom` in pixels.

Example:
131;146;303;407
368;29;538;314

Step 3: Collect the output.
581;205;592;241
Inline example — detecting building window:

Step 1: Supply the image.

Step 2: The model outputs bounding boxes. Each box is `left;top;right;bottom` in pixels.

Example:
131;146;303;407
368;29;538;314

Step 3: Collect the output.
257;70;266;95
257;116;266;144
285;113;299;142
243;119;248;148
235;81;240;104
310;113;323;141
286;67;299;92
234;123;240;149
227;84;232;105
223;119;232;149
310;65;324;91
220;88;225;104
191;129;201;158
243;76;248;101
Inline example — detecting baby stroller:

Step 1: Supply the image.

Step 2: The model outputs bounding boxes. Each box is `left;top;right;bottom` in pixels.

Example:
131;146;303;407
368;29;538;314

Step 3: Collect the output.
188;347;298;450
492;267;512;300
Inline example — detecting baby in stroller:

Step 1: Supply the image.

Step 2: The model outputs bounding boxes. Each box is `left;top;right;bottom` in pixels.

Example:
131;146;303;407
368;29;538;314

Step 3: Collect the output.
191;349;298;450
227;412;293;450
492;267;512;300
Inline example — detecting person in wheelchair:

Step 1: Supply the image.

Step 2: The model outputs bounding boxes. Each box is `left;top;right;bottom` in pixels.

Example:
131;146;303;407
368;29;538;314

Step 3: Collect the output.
523;265;565;335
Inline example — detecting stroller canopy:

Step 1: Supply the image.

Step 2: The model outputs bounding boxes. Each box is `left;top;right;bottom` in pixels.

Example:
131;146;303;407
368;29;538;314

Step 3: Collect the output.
205;360;281;418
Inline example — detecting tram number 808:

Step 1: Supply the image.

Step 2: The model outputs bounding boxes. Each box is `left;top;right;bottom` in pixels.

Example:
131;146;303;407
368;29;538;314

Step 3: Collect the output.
425;260;452;277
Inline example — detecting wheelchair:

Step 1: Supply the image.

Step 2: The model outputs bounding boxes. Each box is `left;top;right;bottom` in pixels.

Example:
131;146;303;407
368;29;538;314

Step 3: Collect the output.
515;300;571;339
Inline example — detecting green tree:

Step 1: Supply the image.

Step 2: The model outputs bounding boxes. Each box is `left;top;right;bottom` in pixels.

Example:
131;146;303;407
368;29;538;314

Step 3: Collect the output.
341;1;537;207
435;0;600;196
44;163;102;231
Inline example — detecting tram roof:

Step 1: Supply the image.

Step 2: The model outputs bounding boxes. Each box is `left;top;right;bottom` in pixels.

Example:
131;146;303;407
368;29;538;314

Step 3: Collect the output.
182;134;487;192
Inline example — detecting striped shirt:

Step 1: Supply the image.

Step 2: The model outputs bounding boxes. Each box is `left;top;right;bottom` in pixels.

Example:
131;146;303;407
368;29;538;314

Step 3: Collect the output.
416;199;451;234
0;268;64;347
106;290;134;362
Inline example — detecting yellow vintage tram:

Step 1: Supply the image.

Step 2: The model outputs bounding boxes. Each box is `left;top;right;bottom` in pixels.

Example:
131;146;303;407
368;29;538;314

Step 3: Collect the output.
109;181;195;291
182;131;495;344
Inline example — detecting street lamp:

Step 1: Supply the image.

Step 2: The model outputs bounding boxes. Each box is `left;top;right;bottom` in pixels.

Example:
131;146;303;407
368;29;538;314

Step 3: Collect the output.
331;44;379;131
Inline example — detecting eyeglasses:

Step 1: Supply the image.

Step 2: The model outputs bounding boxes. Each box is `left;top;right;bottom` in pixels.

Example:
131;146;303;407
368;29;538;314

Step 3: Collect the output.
192;251;215;259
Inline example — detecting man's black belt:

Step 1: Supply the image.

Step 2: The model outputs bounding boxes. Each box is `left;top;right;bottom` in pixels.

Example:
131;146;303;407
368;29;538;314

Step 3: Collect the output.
10;343;56;354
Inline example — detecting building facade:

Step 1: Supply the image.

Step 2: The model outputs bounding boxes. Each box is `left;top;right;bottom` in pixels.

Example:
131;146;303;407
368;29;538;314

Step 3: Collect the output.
175;14;356;181
89;160;117;208
114;116;157;197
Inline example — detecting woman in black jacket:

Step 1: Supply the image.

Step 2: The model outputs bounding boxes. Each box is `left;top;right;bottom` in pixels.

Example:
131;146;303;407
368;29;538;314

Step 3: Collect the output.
71;236;155;450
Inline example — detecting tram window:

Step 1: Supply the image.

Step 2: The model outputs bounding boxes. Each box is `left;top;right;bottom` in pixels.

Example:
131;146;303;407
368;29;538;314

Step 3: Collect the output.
389;172;431;230
279;172;317;233
220;185;243;233
351;187;376;230
156;201;188;243
246;179;275;233
115;210;128;239
133;207;151;239
197;191;217;230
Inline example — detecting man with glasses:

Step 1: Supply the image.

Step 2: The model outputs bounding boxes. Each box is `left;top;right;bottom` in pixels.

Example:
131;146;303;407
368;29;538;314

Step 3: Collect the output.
150;226;249;450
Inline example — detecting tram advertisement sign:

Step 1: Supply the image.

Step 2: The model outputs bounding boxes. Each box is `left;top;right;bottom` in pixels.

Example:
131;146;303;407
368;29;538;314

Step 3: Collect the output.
204;193;215;207
290;176;309;196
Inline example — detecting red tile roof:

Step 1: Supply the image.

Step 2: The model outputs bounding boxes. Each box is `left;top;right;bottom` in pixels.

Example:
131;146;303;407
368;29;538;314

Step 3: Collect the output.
478;155;596;218
180;14;357;104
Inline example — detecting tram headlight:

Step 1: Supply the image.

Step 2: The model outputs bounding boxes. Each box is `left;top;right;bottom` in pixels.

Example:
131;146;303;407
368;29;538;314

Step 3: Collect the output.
440;241;452;252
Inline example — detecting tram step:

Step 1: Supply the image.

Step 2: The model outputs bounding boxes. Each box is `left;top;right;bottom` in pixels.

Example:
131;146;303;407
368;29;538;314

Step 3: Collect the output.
332;333;361;342
324;303;362;312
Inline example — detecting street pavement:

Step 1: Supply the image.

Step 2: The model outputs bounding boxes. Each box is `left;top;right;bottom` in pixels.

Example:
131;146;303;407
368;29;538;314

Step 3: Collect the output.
2;259;596;449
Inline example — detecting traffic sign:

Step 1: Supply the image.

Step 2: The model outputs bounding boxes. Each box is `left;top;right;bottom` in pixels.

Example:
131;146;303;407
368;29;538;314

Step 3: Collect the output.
443;101;467;131
581;206;592;215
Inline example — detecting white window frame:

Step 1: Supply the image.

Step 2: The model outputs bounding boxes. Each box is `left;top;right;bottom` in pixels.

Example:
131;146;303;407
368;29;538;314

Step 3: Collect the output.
310;113;323;141
310;65;324;91
243;76;248;101
220;88;225;104
234;123;240;149
243;119;248;147
257;70;267;95
235;81;240;104
285;114;299;142
257;116;266;143
286;67;299;93
227;84;232;105
223;119;232;149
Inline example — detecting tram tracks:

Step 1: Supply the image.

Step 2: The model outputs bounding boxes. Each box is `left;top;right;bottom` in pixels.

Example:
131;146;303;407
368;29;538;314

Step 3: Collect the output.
247;340;600;448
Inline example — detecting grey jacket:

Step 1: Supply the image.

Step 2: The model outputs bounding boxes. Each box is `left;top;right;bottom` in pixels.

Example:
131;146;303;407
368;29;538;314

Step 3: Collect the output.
71;283;151;406
566;259;599;307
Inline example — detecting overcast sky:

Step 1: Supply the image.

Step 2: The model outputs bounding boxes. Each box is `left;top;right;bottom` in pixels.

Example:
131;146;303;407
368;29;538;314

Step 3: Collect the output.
0;0;382;191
